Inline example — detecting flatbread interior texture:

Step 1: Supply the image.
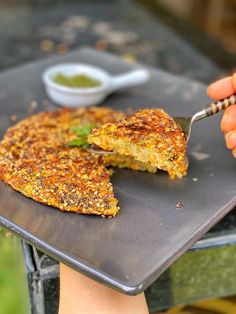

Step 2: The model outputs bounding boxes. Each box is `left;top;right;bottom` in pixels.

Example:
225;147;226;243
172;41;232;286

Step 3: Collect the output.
0;107;125;217
88;109;188;179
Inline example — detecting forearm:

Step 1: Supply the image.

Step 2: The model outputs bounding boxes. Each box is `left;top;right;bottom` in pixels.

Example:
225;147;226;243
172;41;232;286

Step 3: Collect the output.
59;263;149;314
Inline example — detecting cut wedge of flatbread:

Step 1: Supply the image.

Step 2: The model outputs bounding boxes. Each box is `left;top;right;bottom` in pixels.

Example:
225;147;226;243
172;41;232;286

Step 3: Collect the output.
88;108;188;179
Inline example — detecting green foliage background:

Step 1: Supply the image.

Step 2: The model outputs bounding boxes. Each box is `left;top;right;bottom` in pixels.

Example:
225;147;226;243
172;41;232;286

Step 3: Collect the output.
0;228;30;314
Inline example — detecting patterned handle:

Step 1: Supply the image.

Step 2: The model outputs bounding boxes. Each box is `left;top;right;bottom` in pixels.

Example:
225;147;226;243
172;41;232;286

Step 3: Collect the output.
206;94;236;116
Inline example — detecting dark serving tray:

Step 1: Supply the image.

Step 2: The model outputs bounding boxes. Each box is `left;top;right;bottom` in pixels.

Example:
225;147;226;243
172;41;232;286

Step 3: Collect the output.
0;48;235;295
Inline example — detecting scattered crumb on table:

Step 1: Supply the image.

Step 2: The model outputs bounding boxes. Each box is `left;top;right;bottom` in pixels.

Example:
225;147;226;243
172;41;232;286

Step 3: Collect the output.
176;201;184;209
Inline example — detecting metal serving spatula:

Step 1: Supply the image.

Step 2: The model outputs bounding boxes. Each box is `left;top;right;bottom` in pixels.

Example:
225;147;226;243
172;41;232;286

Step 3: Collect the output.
89;94;236;155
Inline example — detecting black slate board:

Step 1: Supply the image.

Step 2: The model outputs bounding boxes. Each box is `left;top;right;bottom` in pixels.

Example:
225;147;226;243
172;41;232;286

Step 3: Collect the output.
0;48;235;295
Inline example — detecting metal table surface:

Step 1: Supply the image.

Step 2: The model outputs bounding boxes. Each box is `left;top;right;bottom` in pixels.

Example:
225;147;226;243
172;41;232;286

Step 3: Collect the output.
0;48;235;295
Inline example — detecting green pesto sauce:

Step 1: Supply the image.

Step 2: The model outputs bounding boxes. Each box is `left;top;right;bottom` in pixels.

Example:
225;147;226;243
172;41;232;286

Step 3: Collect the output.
53;73;102;88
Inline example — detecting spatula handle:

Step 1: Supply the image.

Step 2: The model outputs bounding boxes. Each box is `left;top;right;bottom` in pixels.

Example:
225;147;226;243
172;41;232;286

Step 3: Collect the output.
206;94;236;116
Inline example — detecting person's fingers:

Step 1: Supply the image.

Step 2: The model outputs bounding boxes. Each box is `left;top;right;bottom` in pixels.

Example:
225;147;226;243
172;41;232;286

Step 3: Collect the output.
232;147;236;158
232;73;236;90
207;76;236;99
225;130;236;149
221;105;236;132
208;74;236;157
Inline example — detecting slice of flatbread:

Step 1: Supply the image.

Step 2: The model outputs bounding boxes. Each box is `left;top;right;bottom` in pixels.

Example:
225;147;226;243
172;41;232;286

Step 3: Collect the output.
0;107;125;217
88;108;188;179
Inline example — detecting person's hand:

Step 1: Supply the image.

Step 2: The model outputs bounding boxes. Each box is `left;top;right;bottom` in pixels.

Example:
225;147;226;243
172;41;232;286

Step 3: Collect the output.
207;73;236;158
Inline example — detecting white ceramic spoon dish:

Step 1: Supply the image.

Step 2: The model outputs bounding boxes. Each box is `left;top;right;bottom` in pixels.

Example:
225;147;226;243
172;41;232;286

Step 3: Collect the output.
42;63;150;107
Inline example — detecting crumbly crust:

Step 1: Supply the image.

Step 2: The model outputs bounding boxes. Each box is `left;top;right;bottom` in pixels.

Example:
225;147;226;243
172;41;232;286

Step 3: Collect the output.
0;107;124;217
88;108;188;179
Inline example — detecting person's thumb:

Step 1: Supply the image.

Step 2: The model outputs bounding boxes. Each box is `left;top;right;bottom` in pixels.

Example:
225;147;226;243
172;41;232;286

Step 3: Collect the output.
232;73;236;90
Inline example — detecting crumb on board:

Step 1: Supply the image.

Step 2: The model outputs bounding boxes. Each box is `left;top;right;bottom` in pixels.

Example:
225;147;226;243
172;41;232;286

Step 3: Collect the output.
30;100;38;109
10;114;17;122
176;201;184;209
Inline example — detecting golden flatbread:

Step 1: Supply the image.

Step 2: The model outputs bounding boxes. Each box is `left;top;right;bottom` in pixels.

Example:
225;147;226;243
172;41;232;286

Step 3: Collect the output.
88;108;188;179
0;107;124;217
